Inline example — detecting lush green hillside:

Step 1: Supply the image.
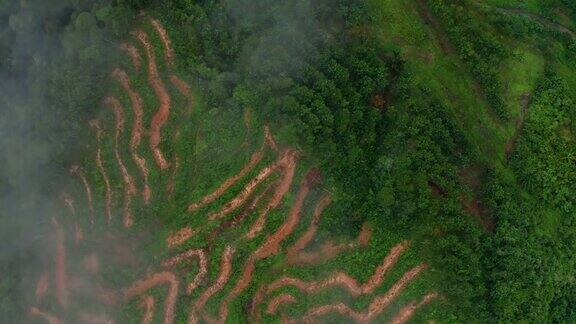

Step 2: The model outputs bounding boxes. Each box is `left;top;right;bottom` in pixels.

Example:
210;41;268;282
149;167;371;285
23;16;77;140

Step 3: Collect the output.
1;0;576;323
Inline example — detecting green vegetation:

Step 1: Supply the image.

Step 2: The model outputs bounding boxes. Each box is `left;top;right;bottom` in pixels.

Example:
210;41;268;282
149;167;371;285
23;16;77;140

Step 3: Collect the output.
1;0;576;323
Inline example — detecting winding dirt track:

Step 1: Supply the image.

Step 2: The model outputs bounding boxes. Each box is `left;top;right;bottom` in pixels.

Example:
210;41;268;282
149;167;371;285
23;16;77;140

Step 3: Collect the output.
285;194;331;257
122;271;179;324
112;69;151;204
268;241;410;299
189;246;235;324
150;18;174;66
166;226;196;248
161;248;208;294
70;166;94;224
287;222;372;265
246;152;298;239
210;149;299;221
52;218;69;309
298;263;428;323
390;292;438;324
266;293;297;315
140;295;156;324
213;169;318;323
89;120;113;224
133;30;171;171
119;43;141;71
105;96;137;227
264;125;278;151
188;150;264;213
29;307;62;324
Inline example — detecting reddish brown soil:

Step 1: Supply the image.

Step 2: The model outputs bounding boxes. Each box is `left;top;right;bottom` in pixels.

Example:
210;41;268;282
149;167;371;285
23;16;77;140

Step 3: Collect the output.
209;182;276;245
29;307;62;324
52;218;69;308
133;30;171;171
169;75;194;116
119;43;141;71
390;292;438;324
84;253;100;276
105;96;137;227
150;18;174;66
415;0;455;55
166;226;196;249
287;222;372;266
285;194;332;258
215;169;317;323
188;150;264;213
270;241;409;298
246;153;298;239
161;248;207;294
264;125;278;151
70;166;94;224
190;246;235;324
140;295;156;324
122;271;179;324
112;68;151;204
266;293;297;315
357;223;371;247
35;271;49;302
298;263;427;323
89;119;113;224
211;149;299;221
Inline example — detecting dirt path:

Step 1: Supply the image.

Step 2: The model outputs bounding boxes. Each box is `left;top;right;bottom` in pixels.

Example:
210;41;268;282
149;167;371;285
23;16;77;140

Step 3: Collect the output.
246;153;298;239
297;263;427;323
188;150;264;213
150;18;174;66
70;166;94;224
112;69;151;204
209;182;276;246
264;125;278;151
161;248;207;294
119;43;141;72
266;293;297;315
189;246;235;324
140;295;155;324
29;307;62;324
497;7;576;38
52;218;69;308
89;120;113;224
35;271;49;302
269;241;409;298
214;169;318;323
133;30;171;171
208;151;291;220
166;226;195;248
122;271;179;324
390;292;438;324
415;0;455;55
285;194;331;257
105;96;137;227
287;222;372;266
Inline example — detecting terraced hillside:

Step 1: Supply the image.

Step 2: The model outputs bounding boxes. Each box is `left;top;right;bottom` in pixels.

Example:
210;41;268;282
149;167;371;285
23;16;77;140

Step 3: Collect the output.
27;18;438;324
3;0;576;323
